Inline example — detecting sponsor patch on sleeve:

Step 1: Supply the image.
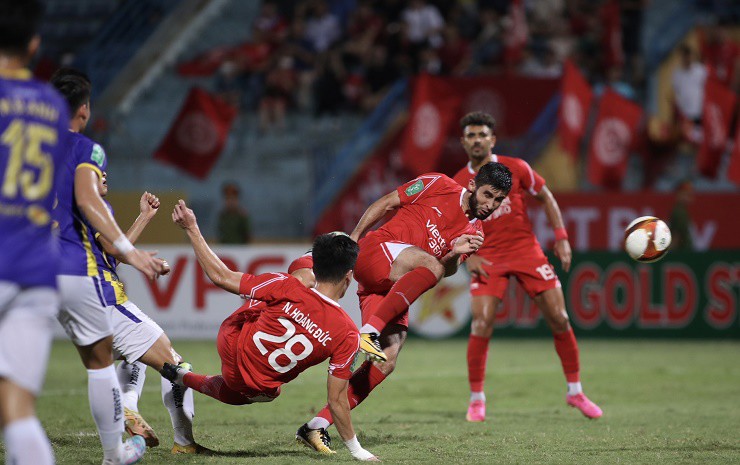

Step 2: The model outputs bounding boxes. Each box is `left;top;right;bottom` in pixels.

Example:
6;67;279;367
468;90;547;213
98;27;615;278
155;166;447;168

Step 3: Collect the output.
405;179;424;196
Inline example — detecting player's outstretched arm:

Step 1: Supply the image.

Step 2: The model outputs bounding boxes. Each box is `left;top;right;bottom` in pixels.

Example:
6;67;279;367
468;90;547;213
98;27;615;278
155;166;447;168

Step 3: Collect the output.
75;166;162;279
98;192;160;254
533;186;572;272
327;375;379;461
350;190;401;242
172;199;243;294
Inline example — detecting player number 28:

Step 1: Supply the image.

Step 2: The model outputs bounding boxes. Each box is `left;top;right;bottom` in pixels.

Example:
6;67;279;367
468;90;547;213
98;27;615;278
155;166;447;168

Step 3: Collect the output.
253;318;314;373
1;119;57;201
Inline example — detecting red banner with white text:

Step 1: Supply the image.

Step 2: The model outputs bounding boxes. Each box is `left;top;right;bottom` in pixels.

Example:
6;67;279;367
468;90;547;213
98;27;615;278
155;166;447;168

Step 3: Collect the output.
587;89;643;188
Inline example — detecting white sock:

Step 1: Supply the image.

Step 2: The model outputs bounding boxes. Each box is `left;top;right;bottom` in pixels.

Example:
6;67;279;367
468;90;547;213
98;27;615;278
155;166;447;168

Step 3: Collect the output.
3;417;54;465
470;391;486;402
360;324;380;334
88;365;124;462
307;417;331;430
161;376;195;446
567;382;583;396
116;360;146;412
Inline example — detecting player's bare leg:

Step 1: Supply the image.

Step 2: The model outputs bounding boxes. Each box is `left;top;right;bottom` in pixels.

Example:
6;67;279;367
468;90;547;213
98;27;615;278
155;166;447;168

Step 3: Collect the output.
534;287;602;419
300;325;408;453
359;247;442;361
466;294;499;422
76;337;146;465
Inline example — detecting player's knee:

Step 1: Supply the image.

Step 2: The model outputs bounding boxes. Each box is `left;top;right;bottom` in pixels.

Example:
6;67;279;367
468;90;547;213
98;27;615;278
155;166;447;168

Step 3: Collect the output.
548;311;570;333
420;259;444;280
375;359;396;375
471;317;494;337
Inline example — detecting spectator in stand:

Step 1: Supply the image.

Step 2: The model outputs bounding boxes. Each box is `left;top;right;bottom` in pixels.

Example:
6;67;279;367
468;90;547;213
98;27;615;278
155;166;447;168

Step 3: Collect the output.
671;45;707;142
361;45;400;111
280;19;316;111
253;1;288;46
313;48;346;118
439;25;472;75
304;0;341;53
259;53;297;133
519;46;563;78
344;0;384;60
402;0;445;49
669;180;694;251
418;46;442;74
471;7;504;72
217;183;251;245
214;60;244;109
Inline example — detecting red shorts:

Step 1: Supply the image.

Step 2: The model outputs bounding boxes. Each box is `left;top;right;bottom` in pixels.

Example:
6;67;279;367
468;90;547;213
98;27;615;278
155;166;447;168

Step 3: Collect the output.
217;305;280;400
470;252;561;299
354;234;410;328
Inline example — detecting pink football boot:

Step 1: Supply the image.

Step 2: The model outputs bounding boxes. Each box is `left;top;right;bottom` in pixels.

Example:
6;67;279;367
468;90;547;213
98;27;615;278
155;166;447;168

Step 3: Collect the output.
566;393;603;419
466;400;486;422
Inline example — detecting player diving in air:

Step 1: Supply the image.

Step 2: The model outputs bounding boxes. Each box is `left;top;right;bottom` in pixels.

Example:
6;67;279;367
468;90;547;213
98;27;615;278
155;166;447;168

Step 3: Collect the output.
161;200;380;461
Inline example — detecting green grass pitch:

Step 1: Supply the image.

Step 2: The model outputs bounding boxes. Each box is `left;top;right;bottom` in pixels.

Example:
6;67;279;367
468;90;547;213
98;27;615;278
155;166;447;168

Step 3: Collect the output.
3;339;739;464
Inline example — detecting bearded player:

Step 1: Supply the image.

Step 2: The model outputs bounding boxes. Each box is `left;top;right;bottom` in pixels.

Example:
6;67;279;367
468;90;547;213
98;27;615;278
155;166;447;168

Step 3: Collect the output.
453;111;602;422
297;163;512;453
162;201;378;461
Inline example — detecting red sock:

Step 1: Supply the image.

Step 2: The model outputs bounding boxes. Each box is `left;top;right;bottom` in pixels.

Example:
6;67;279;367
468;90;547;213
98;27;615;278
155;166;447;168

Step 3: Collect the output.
316;362;388;425
183;373;252;405
467;334;490;392
366;267;439;331
553;328;580;383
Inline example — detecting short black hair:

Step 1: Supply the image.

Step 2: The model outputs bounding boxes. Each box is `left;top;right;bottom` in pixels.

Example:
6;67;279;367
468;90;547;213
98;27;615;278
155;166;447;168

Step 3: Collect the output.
50;68;92;115
475;162;512;194
312;232;359;284
460;112;496;132
0;0;43;56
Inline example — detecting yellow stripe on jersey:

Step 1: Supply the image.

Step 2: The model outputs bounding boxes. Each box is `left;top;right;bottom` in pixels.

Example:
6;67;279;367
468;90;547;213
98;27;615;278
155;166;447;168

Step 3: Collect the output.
102;270;128;304
78;222;98;277
76;162;103;179
0;68;32;80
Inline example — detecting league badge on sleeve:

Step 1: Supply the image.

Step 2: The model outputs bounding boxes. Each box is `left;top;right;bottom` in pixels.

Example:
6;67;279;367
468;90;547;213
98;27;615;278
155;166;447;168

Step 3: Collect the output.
91;144;106;167
405;179;424;196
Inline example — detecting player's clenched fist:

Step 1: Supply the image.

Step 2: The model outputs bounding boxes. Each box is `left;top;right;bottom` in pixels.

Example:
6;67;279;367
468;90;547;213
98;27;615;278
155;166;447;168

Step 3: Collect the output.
452;232;484;255
140;191;160;218
172;199;198;231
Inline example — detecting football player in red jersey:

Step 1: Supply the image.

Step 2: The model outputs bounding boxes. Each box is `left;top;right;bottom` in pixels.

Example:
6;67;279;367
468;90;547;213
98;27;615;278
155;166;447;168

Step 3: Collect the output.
163;200;378;461
297;163;512;453
452;111;602;422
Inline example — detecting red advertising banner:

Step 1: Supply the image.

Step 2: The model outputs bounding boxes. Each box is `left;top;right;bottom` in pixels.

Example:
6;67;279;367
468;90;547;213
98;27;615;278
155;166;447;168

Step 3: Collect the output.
587;89;643;188
526;192;740;251
698;78;737;178
153;87;237;180
559;60;594;157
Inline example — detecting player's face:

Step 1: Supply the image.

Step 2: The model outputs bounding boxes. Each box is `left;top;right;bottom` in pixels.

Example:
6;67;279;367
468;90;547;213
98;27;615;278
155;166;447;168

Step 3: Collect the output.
468;184;507;220
97;171;108;197
461;125;495;162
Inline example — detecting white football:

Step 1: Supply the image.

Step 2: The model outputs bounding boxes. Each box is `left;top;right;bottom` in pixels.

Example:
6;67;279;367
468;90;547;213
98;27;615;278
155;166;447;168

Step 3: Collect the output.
624;216;672;262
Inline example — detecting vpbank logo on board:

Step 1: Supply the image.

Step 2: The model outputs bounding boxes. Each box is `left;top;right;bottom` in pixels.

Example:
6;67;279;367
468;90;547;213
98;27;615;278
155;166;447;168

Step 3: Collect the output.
408;272;471;338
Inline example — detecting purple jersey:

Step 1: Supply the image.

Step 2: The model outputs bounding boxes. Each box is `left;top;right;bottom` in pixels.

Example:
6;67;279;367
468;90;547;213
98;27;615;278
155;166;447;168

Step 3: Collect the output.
92;200;128;305
0;69;69;288
55;131;109;278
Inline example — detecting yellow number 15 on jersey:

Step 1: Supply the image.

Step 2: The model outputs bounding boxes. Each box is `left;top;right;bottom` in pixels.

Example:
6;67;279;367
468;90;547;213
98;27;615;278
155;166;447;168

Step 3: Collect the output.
1;119;57;201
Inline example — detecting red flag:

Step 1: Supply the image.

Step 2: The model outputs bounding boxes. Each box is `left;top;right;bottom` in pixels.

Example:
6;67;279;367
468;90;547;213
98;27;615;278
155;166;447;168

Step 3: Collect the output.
587;89;643;188
401;74;462;176
600;0;624;69
559;61;594;158
727;118;740;185
154;88;237;180
698;79;737;178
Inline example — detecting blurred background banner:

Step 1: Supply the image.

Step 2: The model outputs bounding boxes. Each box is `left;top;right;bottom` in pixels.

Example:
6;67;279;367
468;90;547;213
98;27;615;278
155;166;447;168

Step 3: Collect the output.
49;246;738;341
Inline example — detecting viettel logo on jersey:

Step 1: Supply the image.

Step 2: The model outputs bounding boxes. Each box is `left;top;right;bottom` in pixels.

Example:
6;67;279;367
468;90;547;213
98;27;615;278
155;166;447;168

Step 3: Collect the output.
408;272;471;338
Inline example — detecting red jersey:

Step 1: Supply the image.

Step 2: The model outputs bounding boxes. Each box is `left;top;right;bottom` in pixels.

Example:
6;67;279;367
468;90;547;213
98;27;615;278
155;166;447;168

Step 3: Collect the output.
453;155;545;260
235;273;359;392
370;173;483;258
